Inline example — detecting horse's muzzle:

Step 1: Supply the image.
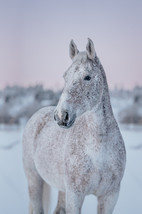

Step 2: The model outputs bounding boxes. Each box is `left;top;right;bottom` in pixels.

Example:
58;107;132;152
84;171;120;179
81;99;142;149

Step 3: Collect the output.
54;110;76;129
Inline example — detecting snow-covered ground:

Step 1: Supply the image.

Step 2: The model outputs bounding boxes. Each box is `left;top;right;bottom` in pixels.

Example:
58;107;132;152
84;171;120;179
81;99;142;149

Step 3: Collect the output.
0;125;142;214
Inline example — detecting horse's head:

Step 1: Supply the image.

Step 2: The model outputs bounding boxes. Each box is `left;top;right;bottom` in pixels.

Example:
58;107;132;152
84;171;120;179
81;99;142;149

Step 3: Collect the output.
54;38;104;128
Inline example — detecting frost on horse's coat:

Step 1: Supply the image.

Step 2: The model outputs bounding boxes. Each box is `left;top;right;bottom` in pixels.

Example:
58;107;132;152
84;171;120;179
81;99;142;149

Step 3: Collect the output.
23;38;126;214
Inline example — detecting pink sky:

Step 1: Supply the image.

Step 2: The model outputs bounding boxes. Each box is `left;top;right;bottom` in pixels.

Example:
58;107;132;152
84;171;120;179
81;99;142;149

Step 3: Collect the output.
0;0;142;90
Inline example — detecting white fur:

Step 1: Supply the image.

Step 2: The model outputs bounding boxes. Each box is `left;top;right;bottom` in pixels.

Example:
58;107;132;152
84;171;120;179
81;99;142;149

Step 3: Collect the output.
23;39;126;214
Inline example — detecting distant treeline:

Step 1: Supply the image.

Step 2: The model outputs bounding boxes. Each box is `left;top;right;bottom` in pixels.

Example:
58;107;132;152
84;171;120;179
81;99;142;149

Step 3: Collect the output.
0;85;61;125
0;85;142;125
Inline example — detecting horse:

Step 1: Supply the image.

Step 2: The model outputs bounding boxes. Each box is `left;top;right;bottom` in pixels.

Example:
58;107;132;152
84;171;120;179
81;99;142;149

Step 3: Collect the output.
23;38;126;214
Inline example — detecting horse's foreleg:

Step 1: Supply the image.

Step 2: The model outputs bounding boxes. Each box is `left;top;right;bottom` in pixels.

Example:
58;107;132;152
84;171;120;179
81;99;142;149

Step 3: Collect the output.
29;201;33;214
65;191;85;214
27;170;44;214
53;191;66;214
97;190;119;214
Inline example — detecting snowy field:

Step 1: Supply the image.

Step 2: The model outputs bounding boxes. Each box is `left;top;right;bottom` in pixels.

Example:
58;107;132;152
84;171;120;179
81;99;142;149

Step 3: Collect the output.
0;124;142;214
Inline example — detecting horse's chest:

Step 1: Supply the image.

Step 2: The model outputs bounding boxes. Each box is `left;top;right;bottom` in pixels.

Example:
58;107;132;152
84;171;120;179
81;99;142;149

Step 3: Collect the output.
65;133;103;176
64;131;119;195
66;127;103;166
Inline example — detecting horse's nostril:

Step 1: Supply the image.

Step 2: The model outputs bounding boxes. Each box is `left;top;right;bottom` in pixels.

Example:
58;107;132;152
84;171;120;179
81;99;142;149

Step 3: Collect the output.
64;112;69;123
54;113;57;121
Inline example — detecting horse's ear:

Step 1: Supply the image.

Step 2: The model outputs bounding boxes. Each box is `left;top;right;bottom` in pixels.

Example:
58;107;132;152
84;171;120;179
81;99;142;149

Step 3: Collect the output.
86;38;96;60
69;40;79;60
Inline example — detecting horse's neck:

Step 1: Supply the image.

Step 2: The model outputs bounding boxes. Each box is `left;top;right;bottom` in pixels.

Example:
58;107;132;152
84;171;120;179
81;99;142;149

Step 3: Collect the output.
91;63;116;134
92;95;114;133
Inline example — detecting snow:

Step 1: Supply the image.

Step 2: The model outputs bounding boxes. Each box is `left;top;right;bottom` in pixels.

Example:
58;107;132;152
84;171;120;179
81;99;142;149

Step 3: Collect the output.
0;127;28;214
0;125;142;214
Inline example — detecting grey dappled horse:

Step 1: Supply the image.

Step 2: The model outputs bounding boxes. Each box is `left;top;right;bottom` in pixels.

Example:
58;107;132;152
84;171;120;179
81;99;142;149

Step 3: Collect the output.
23;38;126;214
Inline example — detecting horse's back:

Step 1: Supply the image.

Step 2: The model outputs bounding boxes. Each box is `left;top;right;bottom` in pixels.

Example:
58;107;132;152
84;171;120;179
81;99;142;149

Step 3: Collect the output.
23;106;68;190
23;106;55;142
22;106;55;170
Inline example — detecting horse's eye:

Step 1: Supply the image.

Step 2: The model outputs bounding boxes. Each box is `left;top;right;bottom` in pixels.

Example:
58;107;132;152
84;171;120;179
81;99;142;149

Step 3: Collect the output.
84;75;91;81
